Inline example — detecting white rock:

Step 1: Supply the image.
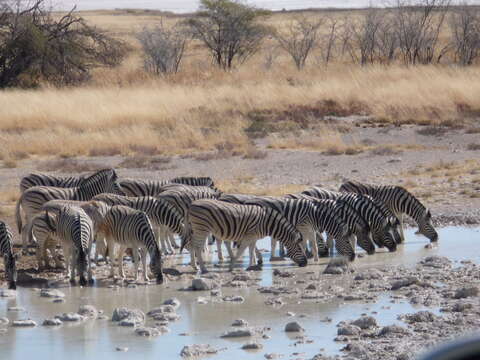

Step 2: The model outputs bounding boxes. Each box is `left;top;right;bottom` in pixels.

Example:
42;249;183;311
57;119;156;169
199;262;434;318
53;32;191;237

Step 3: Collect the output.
40;289;65;298
42;318;63;326
12;319;37;327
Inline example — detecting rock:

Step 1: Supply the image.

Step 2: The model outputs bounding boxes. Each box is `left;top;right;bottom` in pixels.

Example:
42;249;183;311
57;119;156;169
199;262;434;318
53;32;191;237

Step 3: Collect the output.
116;347;128;352
40;289;65;298
192;278;214;291
210;289;221;297
221;328;253;338
197;297;208;304
232;273;251;282
452;302;473;312
17;272;49;286
0;317;9;325
323;258;350;275
343;343;368;357
42;318;63;326
232;319;248;327
403;311;437;323
55;313;85;322
242;342;263;350
265;353;280;359
0;289;16;298
391;277;418;290
8;306;25;312
12;319;37;327
285;321;304;332
286;312;295;317
163;267;182;276
153;313;181;322
112;308;145;326
163;298;181;310
265;297;284;307
352;316;378;329
454;287;479;299
273;269;294;278
53;298;65;303
180;344;218;358
135;327;161;337
222;295;244;303
147;305;176;317
305;283;317;290
379;325;411;336
78;305;98;319
337;325;361;336
421;256;451;268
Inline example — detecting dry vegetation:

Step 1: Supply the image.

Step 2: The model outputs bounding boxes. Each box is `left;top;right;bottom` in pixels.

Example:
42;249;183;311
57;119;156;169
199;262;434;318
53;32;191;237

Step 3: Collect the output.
1;7;480;161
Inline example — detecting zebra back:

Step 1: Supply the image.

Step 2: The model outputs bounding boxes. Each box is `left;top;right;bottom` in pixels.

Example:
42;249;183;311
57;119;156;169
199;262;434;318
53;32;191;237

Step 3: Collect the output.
218;193;259;204
20;173;82;193
158;187;221;218
170;176;215;188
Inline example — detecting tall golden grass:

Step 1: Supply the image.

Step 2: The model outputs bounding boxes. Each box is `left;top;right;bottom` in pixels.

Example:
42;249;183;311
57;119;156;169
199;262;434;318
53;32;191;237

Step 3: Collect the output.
1;10;479;160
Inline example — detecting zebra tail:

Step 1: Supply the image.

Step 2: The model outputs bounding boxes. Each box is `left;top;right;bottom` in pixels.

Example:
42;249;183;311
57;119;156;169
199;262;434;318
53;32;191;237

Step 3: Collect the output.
78;249;87;286
15;193;24;233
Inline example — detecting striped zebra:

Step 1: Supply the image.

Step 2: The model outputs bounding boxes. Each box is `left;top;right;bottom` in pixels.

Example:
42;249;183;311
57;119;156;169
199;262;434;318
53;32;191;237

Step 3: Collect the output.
27;200;109;266
96;205;163;283
15;168;123;254
30;205;93;285
0;221;17;289
119;177;215;197
182;199;307;273
92;194;187;255
300;187;397;252
19;168;116;193
339;180;438;243
286;193;375;256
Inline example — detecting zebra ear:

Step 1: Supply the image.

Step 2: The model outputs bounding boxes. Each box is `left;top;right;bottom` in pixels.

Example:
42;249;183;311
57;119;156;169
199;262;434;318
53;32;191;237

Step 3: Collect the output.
425;209;432;220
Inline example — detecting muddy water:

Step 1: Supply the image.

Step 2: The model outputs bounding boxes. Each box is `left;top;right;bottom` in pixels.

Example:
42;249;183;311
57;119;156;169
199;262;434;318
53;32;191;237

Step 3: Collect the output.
1;226;479;360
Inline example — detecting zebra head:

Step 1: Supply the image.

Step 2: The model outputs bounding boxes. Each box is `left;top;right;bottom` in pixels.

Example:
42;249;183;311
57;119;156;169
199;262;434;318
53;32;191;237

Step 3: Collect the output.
418;209;438;242
388;217;403;244
285;230;308;267
355;227;375;255
79;168;125;197
372;220;397;252
149;248;163;284
4;253;17;290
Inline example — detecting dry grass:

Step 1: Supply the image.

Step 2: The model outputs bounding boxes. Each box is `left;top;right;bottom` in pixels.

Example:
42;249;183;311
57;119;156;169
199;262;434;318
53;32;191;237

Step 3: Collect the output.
1;10;480;158
118;155;173;170
37;159;102;173
467;143;480;151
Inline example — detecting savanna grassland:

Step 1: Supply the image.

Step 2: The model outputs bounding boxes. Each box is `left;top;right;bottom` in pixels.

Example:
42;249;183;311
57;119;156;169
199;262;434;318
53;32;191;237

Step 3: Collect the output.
0;7;479;225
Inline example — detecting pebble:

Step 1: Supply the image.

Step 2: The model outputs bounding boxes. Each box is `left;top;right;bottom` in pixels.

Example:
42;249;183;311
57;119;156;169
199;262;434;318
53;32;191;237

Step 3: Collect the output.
135;327;161;337
351;316;378;329
163;298;181;310
221;328;253;338
42;318;63;326
52;298;65;303
55;313;85;322
284;322;304;332
78;305;98;319
0;317;9;325
116;347;129;352
454;286;478;299
232;319;248;327
12;319;37;327
180;344;218;358
379;324;411;336
0;289;16;298
222;295;245;303
337;325;361;336
112;308;145;326
196;297;208;304
40;289;65;298
242;342;263;350
8;307;25;312
191;278;214;291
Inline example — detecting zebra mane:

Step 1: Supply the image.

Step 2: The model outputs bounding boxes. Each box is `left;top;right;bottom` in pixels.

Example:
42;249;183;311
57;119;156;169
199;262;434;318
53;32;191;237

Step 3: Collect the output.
79;168;117;187
264;206;298;235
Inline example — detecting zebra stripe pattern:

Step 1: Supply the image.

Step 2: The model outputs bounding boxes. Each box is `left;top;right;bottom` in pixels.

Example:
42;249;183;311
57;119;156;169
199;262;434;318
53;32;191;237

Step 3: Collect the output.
184;199;307;273
97;205;163;283
301;187;397;252
339;180;438;242
0;221;16;289
33;205;93;285
119;177;215;197
92;194;187;254
15;168;123;253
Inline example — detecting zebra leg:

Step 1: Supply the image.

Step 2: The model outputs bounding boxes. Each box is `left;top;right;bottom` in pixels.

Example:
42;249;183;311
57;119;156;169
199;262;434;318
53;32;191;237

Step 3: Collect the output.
133;248;141;282
118;245;127;280
255;246;263;265
229;241;249;272
225;241;234;260
248;244;256;267
141;249;149;282
165;230;174;254
216;238;224;263
196;246;209;274
36;238;46;271
398;213;406;243
326;234;334;257
169;233;179;249
316;232;329;257
157;227;168;255
270;238;277;260
305;229;319;262
107;239;116;278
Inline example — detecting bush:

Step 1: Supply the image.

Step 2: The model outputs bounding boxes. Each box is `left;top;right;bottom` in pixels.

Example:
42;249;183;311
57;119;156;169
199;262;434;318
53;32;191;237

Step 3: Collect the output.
0;0;127;87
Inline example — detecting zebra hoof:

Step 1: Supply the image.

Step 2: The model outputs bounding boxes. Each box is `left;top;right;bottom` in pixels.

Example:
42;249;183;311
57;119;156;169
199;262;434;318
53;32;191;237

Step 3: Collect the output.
156;275;163;284
79;277;87;286
318;251;329;258
88;278;95;285
257;259;263;265
8;282;16;290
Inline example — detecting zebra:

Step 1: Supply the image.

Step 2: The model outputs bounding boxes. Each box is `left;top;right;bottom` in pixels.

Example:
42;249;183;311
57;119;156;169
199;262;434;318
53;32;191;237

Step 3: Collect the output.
339;180;438;243
287;193;375;256
19;168;116;193
182;199;307;273
30;205;93;285
0;221;17;289
299;187;397;252
96;205;163;283
15;168;123;254
27;200;109;266
92;194;187;255
119;177;215;197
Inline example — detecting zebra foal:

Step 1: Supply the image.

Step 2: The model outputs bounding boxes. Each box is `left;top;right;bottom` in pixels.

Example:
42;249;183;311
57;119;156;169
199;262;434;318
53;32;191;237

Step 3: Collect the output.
96;205;163;283
16;168;123;254
0;221;17;289
339;180;438;243
30;205;93;285
182;199;307;273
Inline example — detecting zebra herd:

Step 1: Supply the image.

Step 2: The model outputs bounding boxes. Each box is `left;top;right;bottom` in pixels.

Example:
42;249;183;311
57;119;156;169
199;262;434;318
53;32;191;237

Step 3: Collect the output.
0;168;438;289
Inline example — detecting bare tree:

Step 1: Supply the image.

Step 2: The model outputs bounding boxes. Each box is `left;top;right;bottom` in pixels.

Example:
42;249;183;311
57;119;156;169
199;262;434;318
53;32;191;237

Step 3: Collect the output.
376;15;399;64
449;4;480;65
392;0;451;65
318;17;340;65
186;0;268;70
347;8;384;65
0;0;126;87
274;15;323;69
138;21;188;74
